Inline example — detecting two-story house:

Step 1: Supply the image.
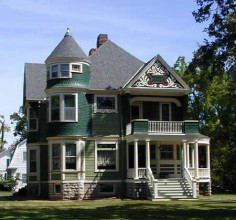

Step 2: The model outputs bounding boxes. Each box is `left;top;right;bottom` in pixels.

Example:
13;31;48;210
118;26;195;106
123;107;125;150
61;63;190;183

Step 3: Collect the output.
23;29;211;200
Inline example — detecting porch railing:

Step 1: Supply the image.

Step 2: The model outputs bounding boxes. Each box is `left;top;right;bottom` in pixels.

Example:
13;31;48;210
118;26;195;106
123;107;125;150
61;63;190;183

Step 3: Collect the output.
188;168;210;179
149;121;183;133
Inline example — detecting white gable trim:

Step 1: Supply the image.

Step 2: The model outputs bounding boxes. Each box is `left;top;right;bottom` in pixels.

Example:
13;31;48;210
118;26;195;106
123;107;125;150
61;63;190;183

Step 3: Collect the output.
123;55;190;91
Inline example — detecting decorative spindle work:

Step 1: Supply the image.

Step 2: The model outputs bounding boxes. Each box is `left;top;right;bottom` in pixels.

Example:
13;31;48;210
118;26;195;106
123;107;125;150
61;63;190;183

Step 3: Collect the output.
132;61;182;88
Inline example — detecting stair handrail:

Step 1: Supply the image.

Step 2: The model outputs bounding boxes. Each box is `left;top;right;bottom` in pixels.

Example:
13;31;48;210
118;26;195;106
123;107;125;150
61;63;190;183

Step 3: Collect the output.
184;167;197;198
147;167;158;198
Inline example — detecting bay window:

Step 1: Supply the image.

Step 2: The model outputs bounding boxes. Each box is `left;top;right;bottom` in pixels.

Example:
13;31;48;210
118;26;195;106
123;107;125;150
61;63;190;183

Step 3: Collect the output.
96;142;118;171
49;94;77;122
65;143;76;170
52;144;61;171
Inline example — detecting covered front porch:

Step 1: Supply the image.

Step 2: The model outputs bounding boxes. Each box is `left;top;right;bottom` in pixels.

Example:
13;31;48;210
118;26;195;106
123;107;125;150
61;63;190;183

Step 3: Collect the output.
125;136;211;199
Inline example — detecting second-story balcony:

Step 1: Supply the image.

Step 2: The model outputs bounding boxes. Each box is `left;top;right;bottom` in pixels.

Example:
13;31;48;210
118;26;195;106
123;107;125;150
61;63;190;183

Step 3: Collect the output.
126;119;199;135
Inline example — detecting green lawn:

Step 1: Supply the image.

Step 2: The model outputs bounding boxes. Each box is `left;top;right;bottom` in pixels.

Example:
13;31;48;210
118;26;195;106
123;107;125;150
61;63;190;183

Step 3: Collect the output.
0;192;235;219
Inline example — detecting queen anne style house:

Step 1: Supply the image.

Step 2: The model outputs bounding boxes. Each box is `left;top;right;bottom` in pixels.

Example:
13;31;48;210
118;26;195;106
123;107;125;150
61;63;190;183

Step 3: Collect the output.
23;29;211;200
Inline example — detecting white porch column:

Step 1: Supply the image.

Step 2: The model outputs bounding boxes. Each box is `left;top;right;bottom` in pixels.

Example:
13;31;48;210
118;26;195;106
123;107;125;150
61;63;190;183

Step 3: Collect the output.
134;140;139;179
146;140;150;169
194;141;199;178
206;144;210;169
186;143;190;168
182;140;187;169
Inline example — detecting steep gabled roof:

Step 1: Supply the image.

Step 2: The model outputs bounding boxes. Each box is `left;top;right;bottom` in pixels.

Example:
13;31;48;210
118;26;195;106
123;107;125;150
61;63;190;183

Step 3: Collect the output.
89;40;144;90
123;54;190;94
46;30;87;62
24;63;46;101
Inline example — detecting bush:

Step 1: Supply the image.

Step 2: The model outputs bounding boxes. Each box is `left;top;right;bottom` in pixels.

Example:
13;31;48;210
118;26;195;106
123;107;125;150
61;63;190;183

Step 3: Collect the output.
0;176;18;191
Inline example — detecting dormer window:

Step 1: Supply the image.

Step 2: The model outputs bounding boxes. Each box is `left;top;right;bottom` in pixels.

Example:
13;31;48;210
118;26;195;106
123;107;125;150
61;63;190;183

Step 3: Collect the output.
47;63;82;80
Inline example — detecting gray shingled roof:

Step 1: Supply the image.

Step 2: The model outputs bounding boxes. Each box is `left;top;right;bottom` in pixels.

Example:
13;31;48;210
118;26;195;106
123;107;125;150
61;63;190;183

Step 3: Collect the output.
46;34;87;61
89;40;144;90
24;63;46;101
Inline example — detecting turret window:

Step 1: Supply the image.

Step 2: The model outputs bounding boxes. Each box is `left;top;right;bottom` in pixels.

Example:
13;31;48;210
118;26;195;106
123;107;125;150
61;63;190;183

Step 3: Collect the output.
47;63;82;79
49;94;78;122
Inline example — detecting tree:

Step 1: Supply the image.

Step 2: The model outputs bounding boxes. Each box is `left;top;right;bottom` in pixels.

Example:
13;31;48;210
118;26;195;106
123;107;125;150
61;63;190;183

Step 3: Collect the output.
0;115;10;150
174;56;236;192
191;0;236;71
10;106;27;143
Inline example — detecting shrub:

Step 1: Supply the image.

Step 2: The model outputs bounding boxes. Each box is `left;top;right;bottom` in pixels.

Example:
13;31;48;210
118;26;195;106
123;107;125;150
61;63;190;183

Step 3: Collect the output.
0;176;18;191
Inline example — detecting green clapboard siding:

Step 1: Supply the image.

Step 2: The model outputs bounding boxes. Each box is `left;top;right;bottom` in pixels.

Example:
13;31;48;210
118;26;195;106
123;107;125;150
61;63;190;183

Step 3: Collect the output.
46;63;90;89
65;173;78;180
51;174;61;180
184;120;199;134
92;114;120;136
85;141;124;181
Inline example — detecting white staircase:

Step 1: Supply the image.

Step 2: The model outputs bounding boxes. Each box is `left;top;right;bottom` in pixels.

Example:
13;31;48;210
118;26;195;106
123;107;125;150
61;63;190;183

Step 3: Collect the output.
149;178;193;200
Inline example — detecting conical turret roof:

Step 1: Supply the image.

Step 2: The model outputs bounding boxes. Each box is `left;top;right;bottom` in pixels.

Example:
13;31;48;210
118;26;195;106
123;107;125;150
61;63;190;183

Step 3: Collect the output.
46;28;87;62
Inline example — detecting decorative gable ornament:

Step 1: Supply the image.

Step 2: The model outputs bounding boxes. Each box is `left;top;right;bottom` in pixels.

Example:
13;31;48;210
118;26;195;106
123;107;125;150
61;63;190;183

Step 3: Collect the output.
132;60;182;88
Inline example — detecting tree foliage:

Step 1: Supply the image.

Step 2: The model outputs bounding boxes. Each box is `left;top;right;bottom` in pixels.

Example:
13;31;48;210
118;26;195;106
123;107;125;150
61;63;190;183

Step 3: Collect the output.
174;56;236;192
191;0;236;71
0;115;11;150
10;106;27;144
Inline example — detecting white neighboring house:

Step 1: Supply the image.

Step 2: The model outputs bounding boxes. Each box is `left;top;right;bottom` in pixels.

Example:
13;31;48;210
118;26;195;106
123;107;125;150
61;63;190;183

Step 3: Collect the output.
7;139;27;191
0;148;11;179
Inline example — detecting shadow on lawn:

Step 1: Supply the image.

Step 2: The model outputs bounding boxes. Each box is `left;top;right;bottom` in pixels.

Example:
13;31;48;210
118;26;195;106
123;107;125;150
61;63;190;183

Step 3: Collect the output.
0;198;235;219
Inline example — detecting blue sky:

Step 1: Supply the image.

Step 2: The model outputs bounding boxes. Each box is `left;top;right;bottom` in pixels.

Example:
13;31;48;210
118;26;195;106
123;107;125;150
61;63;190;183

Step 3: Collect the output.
0;0;207;145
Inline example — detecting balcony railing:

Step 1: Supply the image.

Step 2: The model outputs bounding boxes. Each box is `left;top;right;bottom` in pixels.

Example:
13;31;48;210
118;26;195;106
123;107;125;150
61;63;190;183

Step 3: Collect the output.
126;120;199;135
149;121;183;133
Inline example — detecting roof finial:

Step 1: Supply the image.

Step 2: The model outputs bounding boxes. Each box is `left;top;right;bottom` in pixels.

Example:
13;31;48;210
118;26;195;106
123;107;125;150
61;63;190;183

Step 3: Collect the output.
65;28;71;37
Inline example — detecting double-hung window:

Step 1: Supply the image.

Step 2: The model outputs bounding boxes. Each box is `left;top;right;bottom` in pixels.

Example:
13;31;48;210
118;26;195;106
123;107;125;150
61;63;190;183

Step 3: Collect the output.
29;149;37;173
28;107;38;131
50;94;77;122
65;143;76;170
96;142;118;171
94;95;117;113
52;144;61;171
160;145;174;160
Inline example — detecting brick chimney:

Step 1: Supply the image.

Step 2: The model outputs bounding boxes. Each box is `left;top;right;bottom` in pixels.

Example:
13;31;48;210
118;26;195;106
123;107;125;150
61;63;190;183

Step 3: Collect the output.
97;34;108;48
89;48;96;56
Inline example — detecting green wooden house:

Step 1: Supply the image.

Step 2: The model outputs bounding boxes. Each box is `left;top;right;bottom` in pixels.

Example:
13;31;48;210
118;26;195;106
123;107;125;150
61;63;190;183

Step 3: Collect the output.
23;29;211;200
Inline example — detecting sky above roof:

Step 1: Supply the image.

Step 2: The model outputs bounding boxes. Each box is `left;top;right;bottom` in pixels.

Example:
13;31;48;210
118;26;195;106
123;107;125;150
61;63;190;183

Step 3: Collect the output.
0;0;208;145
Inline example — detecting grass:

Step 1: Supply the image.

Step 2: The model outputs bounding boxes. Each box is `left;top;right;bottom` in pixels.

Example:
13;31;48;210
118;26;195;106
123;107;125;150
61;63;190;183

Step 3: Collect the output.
0;192;235;219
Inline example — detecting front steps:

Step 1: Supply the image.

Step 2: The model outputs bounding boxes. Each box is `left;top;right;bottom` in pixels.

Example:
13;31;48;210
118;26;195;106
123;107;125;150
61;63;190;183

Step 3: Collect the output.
149;178;194;200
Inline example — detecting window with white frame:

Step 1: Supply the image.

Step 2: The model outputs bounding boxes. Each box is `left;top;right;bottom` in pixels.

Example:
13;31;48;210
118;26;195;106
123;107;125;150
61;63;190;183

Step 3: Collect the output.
47;63;82;79
65;143;76;170
96;142;118;171
28;107;38;131
52;144;61;171
160;103;171;121
49;94;77;122
160;145;174;160
29;149;37;173
54;184;61;194
94;95;117;113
